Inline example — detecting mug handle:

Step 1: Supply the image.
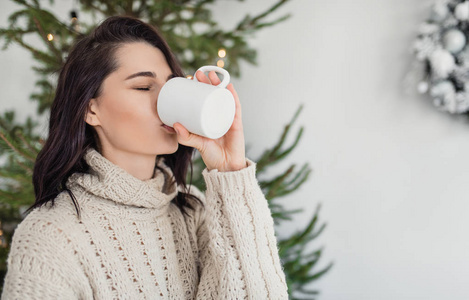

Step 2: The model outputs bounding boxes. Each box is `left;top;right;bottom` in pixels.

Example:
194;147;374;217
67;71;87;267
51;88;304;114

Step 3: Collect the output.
193;65;230;88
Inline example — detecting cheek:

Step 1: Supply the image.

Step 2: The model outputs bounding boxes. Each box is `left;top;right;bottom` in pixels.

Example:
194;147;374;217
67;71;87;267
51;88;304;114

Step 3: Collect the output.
99;92;161;143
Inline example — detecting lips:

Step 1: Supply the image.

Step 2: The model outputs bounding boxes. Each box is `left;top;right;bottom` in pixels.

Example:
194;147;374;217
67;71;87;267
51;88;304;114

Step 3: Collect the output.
161;124;176;133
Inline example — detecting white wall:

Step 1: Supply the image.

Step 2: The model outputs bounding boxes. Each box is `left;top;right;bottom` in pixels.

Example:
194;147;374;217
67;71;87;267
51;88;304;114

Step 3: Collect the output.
2;0;469;299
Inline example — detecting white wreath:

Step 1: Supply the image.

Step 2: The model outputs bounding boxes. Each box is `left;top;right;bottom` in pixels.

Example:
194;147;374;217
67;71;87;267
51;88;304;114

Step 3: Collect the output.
413;0;469;114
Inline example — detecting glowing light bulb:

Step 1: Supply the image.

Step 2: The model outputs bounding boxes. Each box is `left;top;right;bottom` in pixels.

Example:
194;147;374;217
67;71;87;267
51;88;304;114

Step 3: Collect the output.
217;59;225;68
186;75;193;79
218;48;226;58
47;33;54;41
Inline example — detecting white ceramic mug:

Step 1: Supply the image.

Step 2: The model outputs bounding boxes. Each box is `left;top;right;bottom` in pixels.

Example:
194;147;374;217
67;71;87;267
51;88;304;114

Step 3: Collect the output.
157;66;236;139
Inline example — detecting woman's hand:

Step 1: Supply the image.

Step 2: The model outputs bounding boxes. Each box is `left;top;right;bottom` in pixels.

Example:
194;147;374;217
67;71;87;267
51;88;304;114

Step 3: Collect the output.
173;70;247;172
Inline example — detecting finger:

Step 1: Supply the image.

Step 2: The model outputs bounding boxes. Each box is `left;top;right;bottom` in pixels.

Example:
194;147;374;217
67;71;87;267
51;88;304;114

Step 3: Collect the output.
173;122;206;152
208;71;222;86
195;70;210;84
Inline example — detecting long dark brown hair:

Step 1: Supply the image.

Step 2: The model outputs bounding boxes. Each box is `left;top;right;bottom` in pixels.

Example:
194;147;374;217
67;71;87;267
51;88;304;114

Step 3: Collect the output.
27;16;202;218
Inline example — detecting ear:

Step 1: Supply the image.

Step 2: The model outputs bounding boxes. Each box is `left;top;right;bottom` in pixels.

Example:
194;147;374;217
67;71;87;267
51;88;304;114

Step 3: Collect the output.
85;98;101;127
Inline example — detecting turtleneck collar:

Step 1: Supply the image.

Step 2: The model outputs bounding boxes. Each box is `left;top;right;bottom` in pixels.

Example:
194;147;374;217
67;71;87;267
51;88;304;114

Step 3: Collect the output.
66;148;178;210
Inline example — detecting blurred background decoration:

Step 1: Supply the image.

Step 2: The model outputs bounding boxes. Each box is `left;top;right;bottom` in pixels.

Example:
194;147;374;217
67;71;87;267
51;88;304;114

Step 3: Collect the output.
0;0;331;298
411;0;469;114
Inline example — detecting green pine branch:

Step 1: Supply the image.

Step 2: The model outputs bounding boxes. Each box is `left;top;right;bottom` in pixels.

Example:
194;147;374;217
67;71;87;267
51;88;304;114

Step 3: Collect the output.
257;104;304;173
279;205;333;299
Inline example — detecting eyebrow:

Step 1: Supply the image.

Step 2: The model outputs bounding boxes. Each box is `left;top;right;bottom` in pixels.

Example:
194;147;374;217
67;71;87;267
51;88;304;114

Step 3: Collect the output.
125;72;176;81
125;71;156;80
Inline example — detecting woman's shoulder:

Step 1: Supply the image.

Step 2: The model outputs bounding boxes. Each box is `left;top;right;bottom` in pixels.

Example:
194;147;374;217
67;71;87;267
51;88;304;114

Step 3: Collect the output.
32;189;81;217
13;191;82;244
5;193;84;295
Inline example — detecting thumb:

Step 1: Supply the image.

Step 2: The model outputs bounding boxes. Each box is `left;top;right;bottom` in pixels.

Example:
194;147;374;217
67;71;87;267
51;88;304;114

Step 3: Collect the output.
173;123;205;151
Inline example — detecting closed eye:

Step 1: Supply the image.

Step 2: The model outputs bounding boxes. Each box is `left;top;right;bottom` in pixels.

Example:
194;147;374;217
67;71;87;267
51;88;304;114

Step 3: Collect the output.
133;74;178;91
134;86;151;91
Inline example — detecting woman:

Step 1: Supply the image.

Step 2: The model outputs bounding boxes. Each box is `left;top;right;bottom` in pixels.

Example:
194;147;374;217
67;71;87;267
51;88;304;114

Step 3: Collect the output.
2;16;288;299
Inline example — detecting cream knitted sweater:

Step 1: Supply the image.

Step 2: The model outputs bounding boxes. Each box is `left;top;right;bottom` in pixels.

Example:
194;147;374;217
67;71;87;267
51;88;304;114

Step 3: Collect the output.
2;148;288;299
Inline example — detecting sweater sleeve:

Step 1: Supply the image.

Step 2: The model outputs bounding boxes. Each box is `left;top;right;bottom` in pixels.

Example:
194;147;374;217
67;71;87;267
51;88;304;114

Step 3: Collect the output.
1;216;86;299
193;158;289;300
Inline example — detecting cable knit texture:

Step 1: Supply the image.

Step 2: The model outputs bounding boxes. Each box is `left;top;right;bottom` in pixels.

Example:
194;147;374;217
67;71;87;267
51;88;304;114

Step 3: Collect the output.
1;148;288;299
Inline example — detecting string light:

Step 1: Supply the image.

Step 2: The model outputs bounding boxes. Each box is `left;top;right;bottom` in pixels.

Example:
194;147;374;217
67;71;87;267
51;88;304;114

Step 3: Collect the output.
186;75;193;79
70;10;81;32
47;33;54;41
218;48;226;58
70;10;78;23
217;47;227;68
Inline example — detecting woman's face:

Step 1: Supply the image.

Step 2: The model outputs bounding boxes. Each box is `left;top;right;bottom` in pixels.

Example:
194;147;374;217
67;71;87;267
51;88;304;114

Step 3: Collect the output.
86;42;178;157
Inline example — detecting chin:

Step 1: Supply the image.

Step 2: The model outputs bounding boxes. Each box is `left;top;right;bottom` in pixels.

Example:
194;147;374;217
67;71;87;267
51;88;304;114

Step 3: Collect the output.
170;144;179;154
161;142;179;155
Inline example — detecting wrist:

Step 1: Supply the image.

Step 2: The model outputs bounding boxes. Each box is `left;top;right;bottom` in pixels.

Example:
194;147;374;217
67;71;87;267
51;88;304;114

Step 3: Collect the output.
223;161;248;172
208;159;248;172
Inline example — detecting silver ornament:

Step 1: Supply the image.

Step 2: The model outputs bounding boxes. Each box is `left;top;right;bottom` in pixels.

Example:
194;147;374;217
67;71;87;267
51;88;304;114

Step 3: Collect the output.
430;1;449;23
442;29;466;54
429;48;456;78
430;80;455;98
455;1;469;21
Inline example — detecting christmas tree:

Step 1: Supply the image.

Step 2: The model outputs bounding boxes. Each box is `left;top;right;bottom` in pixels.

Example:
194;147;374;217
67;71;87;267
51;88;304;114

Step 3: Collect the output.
0;0;332;298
